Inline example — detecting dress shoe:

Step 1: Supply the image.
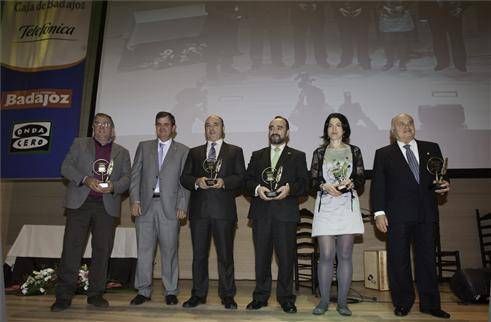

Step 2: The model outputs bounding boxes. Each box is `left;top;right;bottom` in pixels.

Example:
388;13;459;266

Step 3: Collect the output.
420;308;451;319
337;305;352;316
246;299;268;310
455;65;467;72
434;64;449;71
312;302;328;315
337;61;351;69
221;65;240;74
382;62;394;71
360;63;371;70
130;294;151;305
221;296;237;310
87;295;109;308
182;296;206;308
165;294;178;305
399;63;407;71
50;299;71;312
394;306;409;316
281;301;297;313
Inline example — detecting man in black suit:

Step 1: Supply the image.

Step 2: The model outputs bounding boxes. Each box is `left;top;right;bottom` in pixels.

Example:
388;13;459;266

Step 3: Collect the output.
419;1;469;72
370;113;451;319
180;115;245;310
245;116;308;313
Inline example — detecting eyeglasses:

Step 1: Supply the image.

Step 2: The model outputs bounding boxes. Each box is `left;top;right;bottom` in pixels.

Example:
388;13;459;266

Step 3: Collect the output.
94;121;111;128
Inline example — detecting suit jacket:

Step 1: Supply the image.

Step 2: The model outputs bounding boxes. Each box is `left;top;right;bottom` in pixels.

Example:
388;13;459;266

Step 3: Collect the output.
130;139;190;220
61;137;131;217
370;140;443;223
245;146;308;223
180;142;245;221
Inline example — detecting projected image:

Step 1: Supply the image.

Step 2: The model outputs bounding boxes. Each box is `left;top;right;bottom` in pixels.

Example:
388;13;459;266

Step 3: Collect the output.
97;1;491;169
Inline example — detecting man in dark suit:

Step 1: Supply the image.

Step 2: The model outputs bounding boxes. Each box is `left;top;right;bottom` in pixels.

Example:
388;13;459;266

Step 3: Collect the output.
51;113;131;312
180;115;245;310
370;113;451;319
244;116;308;313
129;111;190;306
419;1;469;72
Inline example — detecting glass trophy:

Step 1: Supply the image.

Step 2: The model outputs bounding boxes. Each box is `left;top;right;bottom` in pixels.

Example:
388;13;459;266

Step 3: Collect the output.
92;159;113;188
261;166;283;198
202;158;222;186
427;157;448;190
331;160;351;193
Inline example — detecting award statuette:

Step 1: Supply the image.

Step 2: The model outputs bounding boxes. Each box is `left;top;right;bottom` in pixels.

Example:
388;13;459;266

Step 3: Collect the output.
92;159;114;188
202;158;222;186
427;156;448;190
331;160;351;193
261;166;283;198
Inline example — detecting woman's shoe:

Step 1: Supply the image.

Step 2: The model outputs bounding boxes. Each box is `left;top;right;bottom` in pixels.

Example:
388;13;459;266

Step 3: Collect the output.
312;302;328;315
337;305;352;316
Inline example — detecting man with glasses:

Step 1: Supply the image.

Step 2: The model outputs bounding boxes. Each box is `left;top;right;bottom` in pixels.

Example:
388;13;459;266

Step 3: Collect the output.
51;113;131;312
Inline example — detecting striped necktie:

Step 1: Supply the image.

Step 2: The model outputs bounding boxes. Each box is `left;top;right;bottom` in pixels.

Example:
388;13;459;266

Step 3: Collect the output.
404;144;419;183
208;142;216;160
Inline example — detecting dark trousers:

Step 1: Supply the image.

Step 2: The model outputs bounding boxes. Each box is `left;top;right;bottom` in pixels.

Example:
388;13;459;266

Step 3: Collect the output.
55;198;116;300
292;19;327;65
252;215;297;304
249;23;283;65
429;16;466;68
337;15;370;66
383;31;412;65
387;222;441;310
190;217;236;299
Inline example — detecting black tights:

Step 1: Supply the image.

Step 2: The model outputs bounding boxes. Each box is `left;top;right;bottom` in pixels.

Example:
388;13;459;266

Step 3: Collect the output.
317;234;354;307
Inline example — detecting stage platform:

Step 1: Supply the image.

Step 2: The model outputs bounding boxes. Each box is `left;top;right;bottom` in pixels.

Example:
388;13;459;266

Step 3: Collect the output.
5;280;489;322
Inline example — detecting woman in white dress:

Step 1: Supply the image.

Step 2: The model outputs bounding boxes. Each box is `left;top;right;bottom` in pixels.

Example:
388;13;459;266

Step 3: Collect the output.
310;113;365;316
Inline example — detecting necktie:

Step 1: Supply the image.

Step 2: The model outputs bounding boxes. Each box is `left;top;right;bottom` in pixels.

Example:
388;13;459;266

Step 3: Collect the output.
208;142;216;160
271;147;281;169
404;144;419;183
158;142;164;169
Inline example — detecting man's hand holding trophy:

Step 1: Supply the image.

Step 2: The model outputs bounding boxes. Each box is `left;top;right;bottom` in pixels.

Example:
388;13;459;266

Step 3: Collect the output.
427;156;450;195
86;158;114;193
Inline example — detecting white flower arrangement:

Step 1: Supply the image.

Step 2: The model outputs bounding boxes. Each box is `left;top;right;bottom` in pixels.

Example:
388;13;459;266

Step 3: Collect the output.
20;265;90;296
20;268;55;295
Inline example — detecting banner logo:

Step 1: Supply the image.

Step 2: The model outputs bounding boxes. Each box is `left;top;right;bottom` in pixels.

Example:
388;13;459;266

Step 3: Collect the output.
1;89;72;109
10;121;52;153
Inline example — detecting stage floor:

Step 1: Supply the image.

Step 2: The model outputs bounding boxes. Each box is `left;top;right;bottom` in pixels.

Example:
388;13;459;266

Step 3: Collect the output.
5;280;489;322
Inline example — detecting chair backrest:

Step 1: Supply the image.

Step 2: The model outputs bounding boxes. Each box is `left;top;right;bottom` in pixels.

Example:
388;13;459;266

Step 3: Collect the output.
476;209;491;268
296;208;316;255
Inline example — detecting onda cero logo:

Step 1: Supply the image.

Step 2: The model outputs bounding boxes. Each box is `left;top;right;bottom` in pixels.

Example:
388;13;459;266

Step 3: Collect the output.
10;121;51;153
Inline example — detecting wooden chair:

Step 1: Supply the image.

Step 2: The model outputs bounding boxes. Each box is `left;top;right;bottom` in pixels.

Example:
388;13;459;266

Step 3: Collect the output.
476;209;491;268
435;221;461;281
294;209;318;294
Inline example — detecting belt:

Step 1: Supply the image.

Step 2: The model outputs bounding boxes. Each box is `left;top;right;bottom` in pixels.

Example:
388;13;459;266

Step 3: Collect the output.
152;193;160;198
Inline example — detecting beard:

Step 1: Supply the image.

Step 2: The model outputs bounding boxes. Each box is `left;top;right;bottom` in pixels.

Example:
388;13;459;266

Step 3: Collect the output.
269;133;285;145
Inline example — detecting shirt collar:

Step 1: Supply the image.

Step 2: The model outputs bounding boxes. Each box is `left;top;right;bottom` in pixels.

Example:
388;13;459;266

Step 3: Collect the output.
207;138;223;146
397;139;416;149
93;137;112;147
270;143;286;153
158;138;172;146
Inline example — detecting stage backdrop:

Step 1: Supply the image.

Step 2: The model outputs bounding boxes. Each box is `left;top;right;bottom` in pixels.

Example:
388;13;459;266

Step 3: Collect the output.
1;1;92;179
95;1;490;170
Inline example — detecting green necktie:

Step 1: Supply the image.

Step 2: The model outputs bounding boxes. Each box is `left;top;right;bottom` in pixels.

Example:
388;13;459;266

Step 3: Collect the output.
271;147;281;169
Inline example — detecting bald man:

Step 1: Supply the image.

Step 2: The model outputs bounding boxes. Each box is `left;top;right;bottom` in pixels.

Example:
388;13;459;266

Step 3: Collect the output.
370;113;450;319
180;115;245;310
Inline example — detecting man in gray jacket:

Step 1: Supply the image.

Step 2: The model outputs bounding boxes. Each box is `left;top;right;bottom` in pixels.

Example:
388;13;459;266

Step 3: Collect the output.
51;113;131;312
129;111;190;306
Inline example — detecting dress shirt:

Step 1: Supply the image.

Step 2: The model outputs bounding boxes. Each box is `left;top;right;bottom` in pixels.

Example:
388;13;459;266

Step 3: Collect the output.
154;138;172;193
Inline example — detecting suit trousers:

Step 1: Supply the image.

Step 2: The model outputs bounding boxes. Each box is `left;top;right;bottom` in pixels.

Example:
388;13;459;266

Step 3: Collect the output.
252;214;297;304
56;198;116;300
134;198;180;297
429;16;466;68
190;217;236;299
387;222;441;310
